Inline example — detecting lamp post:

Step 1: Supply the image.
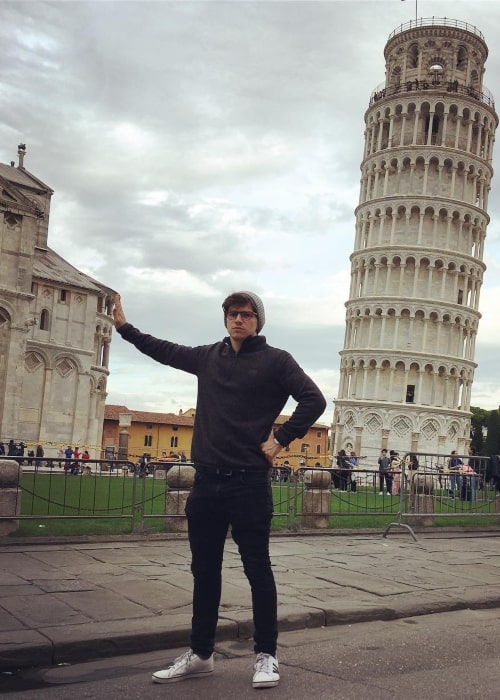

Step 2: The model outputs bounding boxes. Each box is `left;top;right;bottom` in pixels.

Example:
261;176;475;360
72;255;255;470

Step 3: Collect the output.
118;413;133;463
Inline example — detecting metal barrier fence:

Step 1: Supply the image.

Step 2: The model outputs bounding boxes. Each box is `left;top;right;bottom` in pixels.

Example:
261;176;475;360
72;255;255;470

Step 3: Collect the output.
383;452;500;540
0;458;141;534
268;454;500;535
1;453;499;537
0;458;201;536
270;465;398;530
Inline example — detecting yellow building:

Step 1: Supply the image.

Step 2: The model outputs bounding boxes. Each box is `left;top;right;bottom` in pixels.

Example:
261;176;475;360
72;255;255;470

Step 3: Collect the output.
103;405;195;462
272;416;330;470
103;404;330;468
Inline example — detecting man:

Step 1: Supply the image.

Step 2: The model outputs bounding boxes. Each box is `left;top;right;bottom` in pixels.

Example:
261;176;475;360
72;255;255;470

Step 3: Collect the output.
63;445;73;474
377;448;392;495
448;450;463;498
112;291;326;689
467;446;482;492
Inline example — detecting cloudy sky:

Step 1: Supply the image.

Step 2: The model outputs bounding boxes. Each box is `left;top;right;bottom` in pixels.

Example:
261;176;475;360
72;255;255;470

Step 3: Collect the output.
2;0;500;425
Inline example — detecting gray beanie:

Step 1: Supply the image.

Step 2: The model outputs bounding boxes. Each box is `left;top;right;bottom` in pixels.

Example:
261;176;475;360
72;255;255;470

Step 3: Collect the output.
222;291;265;333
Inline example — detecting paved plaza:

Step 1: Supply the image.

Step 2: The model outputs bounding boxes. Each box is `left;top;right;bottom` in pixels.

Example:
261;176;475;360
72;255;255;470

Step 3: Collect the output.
1;530;500;671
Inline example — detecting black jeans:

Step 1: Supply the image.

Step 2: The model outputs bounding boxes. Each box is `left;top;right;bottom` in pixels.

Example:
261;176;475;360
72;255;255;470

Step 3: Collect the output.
379;471;393;493
185;468;277;658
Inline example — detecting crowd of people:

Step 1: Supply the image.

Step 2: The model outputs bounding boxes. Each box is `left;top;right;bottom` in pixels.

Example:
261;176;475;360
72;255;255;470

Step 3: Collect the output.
441;448;483;501
326;447;490;502
1;438;495;501
62;446;91;475
0;439;27;462
377;448;403;496
0;442;92;474
375;447;486;501
331;449;358;492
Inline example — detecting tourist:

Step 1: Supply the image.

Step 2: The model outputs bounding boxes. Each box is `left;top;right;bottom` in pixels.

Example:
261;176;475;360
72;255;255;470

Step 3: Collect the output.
112;291;326;688
448;451;463;498
378;448;392;495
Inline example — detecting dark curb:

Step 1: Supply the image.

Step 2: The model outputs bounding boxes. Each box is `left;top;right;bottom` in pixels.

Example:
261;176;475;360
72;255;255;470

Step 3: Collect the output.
1;526;500;548
5;591;500;672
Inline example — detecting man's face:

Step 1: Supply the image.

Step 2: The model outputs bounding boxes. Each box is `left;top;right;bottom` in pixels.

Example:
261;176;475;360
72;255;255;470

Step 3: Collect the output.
226;302;258;343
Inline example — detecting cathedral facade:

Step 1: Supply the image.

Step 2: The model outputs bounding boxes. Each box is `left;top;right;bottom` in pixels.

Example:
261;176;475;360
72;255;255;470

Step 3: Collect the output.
0;146;115;457
333;18;498;461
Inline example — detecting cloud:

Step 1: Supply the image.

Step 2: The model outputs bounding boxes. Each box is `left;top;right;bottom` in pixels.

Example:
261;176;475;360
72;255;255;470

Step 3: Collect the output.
2;0;500;426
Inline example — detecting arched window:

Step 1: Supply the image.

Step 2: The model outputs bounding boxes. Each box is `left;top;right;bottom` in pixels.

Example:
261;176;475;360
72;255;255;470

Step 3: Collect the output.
391;65;402;88
408;43;419;69
40;309;50;331
457;46;467;71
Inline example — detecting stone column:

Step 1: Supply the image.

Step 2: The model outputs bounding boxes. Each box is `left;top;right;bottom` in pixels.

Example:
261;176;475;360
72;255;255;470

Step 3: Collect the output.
408;472;435;527
0;459;22;536
155;465;167;480
381;429;390;452
301;469;332;529
165;464;195;532
410;432;420;453
117;412;133;474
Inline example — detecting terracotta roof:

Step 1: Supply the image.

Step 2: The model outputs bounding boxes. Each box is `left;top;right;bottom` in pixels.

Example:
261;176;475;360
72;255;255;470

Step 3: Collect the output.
104;404;195;426
274;414;329;429
105;405;329;430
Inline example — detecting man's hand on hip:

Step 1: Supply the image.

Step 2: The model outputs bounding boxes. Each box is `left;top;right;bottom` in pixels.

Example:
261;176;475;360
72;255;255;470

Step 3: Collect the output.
261;436;282;465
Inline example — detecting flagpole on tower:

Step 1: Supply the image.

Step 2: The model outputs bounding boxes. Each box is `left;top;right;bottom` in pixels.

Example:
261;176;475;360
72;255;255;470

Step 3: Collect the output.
401;0;418;22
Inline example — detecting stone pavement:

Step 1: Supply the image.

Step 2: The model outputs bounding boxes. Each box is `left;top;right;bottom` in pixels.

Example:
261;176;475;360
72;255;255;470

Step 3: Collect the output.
1;529;500;672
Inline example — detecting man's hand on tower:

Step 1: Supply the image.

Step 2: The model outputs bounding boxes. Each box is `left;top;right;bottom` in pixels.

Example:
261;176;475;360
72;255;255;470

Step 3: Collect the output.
112;294;127;329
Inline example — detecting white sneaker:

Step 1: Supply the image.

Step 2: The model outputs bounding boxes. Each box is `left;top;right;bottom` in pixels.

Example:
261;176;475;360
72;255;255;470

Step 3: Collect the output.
378;491;383;495
252;652;280;688
152;649;214;684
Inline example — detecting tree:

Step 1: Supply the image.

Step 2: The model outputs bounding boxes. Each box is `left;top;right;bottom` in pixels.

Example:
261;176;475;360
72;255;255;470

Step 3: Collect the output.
470;406;489;455
484;409;500;456
471;424;484;454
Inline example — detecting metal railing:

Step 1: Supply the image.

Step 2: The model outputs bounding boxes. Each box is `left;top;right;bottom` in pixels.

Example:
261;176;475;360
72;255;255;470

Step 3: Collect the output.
369;80;495;109
0;458;140;533
271;454;499;534
382;452;499;540
1;454;499;537
388;18;485;42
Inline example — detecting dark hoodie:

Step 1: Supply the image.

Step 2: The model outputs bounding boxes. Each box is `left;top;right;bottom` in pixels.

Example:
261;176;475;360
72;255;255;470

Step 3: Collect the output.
117;324;326;471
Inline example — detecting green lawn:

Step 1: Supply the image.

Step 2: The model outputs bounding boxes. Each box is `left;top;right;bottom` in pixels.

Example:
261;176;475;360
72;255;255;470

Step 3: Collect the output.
8;473;500;538
271;482;500;530
17;472;165;537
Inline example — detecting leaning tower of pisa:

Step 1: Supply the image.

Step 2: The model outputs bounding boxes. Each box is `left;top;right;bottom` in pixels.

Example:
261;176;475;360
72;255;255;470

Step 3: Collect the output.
333;18;498;461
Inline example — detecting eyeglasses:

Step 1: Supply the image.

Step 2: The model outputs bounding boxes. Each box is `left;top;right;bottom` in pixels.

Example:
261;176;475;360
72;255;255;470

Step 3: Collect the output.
227;310;257;321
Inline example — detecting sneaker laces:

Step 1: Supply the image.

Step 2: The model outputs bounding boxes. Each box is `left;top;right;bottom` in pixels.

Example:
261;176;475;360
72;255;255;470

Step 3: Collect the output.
254;652;276;674
170;649;194;672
